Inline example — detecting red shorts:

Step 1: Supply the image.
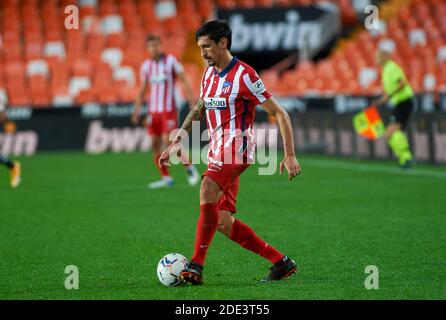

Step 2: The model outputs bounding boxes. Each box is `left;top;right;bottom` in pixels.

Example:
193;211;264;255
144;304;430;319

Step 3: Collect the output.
203;162;250;213
146;112;178;136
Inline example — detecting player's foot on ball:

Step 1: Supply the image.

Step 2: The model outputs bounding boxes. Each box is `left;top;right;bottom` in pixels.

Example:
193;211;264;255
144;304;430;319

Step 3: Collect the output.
10;161;21;188
260;256;297;282
148;176;174;189
186;166;199;186
179;261;203;285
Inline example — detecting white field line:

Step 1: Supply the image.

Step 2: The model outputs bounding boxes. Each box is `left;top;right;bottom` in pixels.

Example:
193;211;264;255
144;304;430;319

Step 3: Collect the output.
304;159;446;179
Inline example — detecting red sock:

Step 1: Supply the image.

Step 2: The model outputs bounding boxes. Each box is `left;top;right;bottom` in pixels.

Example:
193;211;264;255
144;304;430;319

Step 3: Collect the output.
191;203;219;266
154;153;169;177
229;219;284;264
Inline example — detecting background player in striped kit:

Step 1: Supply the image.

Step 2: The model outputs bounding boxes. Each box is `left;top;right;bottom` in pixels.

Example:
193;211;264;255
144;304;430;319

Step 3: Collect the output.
132;34;199;189
160;20;301;284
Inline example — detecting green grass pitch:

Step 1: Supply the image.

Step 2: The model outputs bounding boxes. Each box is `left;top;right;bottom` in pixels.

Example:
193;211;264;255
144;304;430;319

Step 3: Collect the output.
0;152;445;299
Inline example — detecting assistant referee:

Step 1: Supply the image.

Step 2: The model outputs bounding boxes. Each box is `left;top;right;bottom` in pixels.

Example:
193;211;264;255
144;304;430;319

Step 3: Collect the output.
373;47;415;168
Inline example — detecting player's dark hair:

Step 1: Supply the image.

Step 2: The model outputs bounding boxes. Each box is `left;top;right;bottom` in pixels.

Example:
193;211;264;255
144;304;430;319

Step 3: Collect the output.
195;20;232;50
146;34;161;43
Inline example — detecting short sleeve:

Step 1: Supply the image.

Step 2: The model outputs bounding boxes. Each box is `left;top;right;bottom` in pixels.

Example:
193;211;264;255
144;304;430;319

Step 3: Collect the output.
394;65;405;83
200;67;212;98
0;90;6;112
241;71;272;105
139;60;150;83
171;55;184;75
389;62;404;84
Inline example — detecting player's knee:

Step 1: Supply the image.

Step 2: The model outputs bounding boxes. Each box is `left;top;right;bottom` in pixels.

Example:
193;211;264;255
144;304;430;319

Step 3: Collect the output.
200;187;218;203
386;124;399;139
200;177;221;203
217;222;231;236
217;212;234;236
152;136;162;152
161;135;170;147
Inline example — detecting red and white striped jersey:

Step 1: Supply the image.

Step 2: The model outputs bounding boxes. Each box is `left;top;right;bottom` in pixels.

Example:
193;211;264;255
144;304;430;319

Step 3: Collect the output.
140;54;184;114
200;57;271;164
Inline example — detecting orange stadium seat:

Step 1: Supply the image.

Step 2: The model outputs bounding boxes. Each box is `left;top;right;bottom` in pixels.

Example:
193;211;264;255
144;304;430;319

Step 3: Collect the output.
24;42;42;61
117;86;139;103
197;1;214;19
183;63;201;96
236;0;256;8
7;80;31;106
215;0;237;9
50;62;69;93
98;88;118;104
71;59;93;77
254;0;274;7
76;89;95;105
107;33;126;48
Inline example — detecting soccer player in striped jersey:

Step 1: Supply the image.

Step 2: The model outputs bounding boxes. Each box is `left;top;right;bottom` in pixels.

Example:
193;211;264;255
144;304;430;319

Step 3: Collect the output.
132;34;199;189
0;100;21;188
159;21;301;284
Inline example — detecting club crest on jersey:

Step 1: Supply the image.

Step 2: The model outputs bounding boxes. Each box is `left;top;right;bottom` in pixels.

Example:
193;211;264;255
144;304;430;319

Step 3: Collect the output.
222;80;232;94
204;97;227;110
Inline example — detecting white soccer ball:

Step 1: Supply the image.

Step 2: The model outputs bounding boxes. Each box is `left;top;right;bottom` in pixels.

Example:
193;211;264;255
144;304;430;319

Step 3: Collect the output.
156;253;189;287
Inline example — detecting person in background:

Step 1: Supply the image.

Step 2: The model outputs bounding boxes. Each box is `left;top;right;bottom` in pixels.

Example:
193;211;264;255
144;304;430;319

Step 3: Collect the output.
373;47;415;168
0;99;21;188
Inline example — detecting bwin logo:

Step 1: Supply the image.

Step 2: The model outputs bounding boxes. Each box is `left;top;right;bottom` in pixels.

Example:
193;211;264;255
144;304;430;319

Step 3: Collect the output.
230;11;304;52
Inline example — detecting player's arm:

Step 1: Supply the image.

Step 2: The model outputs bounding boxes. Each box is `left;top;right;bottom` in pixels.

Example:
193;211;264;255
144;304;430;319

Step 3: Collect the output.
177;98;205;135
132;79;148;125
0;100;7;123
373;78;407;107
158;98;205;166
260;97;301;180
177;72;196;109
0;111;7;124
387;78;407;99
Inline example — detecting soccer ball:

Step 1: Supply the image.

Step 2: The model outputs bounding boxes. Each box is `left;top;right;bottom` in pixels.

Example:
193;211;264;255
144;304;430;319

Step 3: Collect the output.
156;253;189;287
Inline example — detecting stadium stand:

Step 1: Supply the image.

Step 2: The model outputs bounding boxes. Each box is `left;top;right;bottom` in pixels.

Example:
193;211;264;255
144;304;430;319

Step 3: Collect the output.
0;0;443;107
263;0;446;97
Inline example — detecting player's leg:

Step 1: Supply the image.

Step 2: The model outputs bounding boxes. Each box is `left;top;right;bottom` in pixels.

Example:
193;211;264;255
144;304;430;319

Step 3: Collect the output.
148;134;173;189
0;154;21;188
161;133;199;187
216;182;297;282
163;112;199;186
386;101;414;168
0;154;14;169
180;176;223;284
217;210;285;265
386;123;413;168
147;113;173;189
387;123;413;167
